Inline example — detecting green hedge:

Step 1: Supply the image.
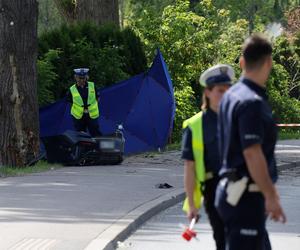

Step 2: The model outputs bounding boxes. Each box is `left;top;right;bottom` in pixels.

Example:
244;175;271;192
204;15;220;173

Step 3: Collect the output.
37;22;147;106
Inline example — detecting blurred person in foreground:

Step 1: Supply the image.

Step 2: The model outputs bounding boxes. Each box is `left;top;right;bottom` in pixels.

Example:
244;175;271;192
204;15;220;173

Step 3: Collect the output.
215;33;286;250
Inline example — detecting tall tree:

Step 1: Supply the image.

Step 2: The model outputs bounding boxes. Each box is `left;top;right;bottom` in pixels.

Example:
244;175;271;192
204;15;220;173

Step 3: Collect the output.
0;0;39;166
38;0;63;34
54;0;119;26
77;0;119;26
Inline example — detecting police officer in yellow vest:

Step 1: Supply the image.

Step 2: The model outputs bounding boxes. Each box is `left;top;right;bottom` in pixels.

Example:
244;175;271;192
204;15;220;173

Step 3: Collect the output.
67;68;101;137
181;64;234;250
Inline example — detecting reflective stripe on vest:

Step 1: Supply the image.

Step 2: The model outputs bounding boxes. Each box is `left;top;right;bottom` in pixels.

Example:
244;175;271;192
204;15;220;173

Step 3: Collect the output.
182;112;205;183
70;82;99;119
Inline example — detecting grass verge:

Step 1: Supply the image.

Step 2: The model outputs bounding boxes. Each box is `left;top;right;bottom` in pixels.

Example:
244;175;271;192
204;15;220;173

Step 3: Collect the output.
0;161;62;178
278;129;300;140
164;142;181;151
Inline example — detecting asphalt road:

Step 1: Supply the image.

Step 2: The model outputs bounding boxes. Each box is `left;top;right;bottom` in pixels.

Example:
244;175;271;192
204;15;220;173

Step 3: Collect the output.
1;140;299;250
117;167;300;250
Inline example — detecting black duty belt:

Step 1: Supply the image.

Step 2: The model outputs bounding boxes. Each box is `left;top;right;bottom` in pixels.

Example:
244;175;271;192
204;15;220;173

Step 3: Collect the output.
220;170;241;182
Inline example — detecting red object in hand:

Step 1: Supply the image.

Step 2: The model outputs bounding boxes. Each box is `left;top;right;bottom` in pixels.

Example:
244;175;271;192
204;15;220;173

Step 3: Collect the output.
182;217;197;241
182;228;197;241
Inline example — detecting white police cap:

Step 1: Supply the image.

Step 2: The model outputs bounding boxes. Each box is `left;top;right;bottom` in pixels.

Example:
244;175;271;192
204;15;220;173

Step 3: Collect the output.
199;64;235;87
74;68;89;76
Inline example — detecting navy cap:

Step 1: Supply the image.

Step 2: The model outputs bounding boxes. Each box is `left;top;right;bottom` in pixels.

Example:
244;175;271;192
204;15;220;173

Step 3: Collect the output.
74;68;89;76
200;64;235;87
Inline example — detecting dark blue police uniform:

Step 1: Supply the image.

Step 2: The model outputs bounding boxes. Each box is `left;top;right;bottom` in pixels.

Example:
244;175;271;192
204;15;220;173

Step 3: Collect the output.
215;77;278;250
182;108;225;250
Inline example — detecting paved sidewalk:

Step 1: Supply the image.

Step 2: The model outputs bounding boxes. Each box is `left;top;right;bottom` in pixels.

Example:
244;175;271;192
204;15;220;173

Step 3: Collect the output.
0;140;299;250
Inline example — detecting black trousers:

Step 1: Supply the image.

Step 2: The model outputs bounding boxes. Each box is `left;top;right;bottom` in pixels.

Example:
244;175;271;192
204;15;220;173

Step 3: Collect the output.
215;180;271;250
72;114;102;137
203;177;225;250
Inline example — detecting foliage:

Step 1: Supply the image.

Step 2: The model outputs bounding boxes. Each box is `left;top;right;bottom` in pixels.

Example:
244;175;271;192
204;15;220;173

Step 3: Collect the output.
273;35;300;98
278;128;300;140
37;50;60;106
164;142;181;151
129;0;248;140
173;86;198;138
38;0;64;34
214;19;248;71
57;0;76;10
52;0;77;23
127;0;300;141
38;22;147;103
125;0;174;20
285;6;300;36
68;38;129;85
295;32;300;56
212;0;300;33
268;36;300;123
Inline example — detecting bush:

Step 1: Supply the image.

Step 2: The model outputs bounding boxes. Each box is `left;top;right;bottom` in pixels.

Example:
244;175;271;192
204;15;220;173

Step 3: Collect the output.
173;86;198;141
38;22;147;104
37;49;60;106
268;34;300;123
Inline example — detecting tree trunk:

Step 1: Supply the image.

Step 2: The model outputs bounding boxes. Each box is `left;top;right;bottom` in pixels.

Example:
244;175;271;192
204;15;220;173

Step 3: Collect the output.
0;0;39;167
53;0;77;24
76;0;119;26
119;0;125;28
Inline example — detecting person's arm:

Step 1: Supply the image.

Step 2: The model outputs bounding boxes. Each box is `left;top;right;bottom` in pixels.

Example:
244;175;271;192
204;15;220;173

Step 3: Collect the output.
184;160;199;221
181;127;199;221
243;144;286;223
238;100;286;223
66;89;72;103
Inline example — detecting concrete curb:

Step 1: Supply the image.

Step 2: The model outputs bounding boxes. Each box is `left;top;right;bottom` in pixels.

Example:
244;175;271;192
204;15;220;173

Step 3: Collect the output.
84;188;185;250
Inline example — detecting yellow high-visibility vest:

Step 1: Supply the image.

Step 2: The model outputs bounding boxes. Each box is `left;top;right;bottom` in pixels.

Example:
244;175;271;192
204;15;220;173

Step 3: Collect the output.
182;112;205;212
70;81;99;119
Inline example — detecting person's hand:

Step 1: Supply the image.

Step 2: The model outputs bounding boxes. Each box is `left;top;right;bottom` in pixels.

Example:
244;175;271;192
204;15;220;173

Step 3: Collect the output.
187;206;200;222
265;193;286;223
